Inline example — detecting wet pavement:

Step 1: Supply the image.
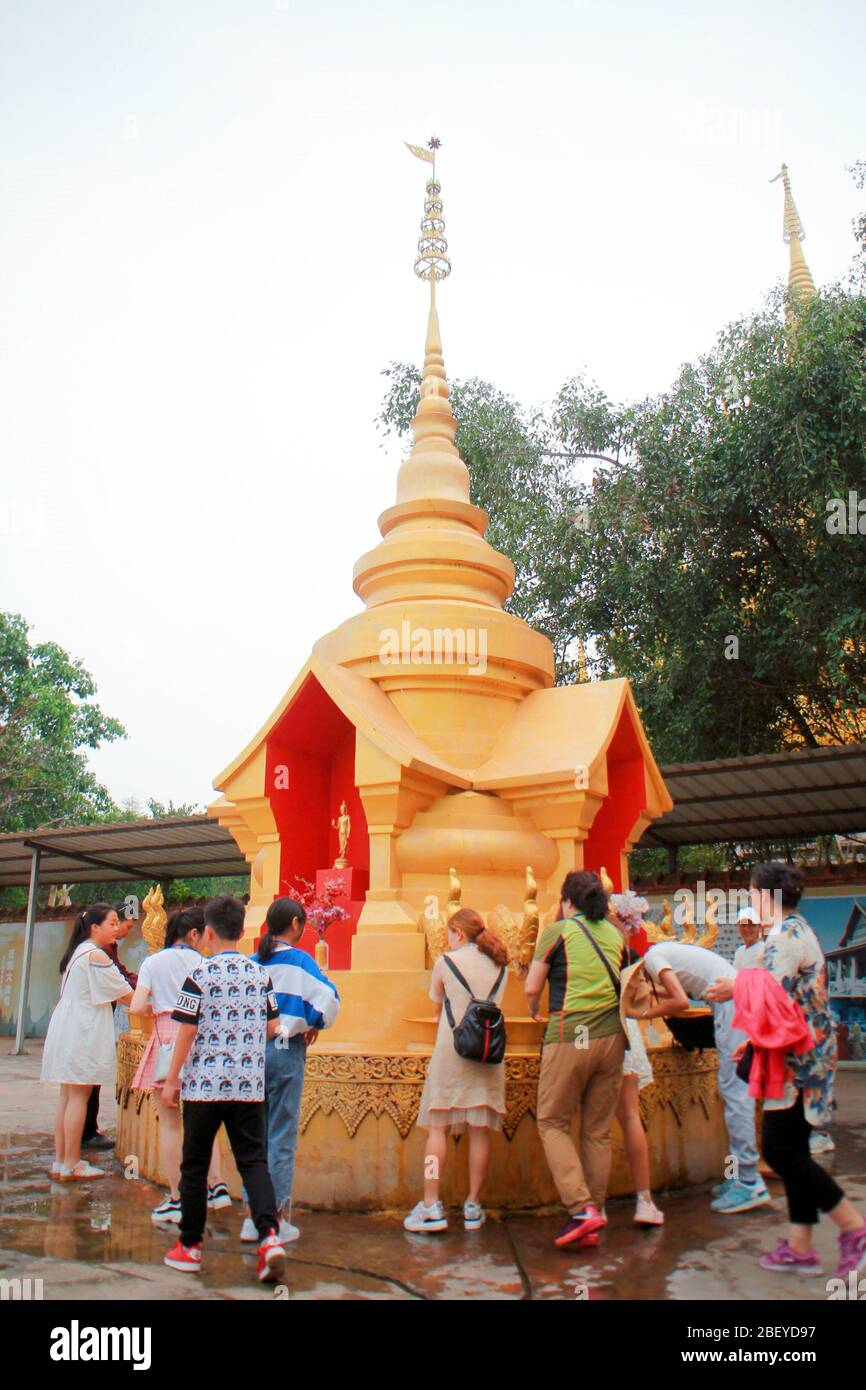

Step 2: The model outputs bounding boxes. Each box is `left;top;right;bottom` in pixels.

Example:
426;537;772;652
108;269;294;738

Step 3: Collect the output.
2;1040;865;1301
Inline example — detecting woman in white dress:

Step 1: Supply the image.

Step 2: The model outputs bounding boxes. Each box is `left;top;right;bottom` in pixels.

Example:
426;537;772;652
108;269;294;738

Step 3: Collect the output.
41;904;133;1181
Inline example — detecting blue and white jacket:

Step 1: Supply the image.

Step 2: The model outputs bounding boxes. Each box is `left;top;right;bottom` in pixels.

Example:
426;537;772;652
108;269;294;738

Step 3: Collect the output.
252;945;340;1039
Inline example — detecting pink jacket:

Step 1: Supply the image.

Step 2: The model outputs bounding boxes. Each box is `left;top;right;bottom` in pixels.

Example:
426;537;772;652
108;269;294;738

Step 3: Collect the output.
732;969;814;1101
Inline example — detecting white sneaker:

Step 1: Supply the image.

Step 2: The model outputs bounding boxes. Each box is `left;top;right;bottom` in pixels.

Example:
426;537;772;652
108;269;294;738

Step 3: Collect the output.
241;1215;299;1243
635;1196;665;1226
809;1131;835;1155
152;1197;182;1224
463;1200;486;1231
207;1182;232;1210
403;1199;448;1233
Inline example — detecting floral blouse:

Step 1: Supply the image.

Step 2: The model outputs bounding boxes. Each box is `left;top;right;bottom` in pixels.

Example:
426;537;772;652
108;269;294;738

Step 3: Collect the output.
762;912;836;1127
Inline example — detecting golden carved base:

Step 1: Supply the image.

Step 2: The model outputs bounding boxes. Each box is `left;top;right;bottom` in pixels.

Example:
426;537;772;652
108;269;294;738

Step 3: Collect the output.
298;1048;720;1142
117;1034;726;1210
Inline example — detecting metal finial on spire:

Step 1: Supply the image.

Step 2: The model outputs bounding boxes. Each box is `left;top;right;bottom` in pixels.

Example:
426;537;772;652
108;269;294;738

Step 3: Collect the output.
405;136;451;285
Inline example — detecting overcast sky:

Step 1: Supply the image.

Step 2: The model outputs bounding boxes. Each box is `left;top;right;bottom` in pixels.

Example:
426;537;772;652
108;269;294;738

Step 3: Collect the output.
1;0;863;812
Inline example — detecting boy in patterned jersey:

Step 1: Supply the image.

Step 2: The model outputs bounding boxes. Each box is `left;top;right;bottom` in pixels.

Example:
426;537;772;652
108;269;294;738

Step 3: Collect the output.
161;894;286;1284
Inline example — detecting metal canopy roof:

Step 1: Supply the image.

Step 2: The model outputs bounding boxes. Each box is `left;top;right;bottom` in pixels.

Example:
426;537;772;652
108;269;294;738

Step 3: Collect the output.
641;743;866;849
1;742;865;885
0;815;248;888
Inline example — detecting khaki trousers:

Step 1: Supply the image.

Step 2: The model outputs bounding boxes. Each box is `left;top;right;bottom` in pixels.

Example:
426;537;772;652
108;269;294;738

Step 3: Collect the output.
537;1033;626;1213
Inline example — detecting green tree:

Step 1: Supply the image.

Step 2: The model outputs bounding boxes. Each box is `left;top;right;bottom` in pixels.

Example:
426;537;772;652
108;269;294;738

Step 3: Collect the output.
0;612;126;832
562;285;866;761
145;798;202;819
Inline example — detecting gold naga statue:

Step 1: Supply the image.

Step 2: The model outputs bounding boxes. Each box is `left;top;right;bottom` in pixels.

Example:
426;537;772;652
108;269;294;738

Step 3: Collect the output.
130;884;167;1039
446;865;461;921
421;865;542;974
644;897;676;944
697;897;719;950
141;884;168;954
419;866;460;964
486;865;541;977
680;900;698;943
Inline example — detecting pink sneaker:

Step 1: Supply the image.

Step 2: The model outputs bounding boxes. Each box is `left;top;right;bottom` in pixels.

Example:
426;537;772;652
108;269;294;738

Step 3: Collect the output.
554;1204;607;1248
759;1238;822;1276
834;1222;866;1280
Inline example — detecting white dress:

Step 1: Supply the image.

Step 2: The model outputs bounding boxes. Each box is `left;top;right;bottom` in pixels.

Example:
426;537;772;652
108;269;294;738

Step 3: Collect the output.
41;942;131;1086
622;1017;654;1090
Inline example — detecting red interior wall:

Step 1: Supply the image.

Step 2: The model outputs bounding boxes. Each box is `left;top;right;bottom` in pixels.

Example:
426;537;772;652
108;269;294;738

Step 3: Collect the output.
582;706;648;892
265;745;330;892
264;675;369;897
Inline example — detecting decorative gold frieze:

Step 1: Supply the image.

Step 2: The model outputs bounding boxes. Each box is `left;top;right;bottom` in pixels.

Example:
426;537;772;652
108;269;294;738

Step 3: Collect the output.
116;1033;148;1115
299;1046;720;1142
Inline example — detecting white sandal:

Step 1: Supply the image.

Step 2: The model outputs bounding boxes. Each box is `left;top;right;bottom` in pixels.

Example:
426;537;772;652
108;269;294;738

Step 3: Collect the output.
62;1160;107;1182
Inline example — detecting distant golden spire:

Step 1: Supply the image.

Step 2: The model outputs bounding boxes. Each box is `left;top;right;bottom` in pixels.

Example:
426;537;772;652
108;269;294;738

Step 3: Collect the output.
577;635;588;682
770;163;816;301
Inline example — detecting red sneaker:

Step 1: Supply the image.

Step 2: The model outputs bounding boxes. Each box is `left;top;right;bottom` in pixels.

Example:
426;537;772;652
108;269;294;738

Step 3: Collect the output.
257;1229;287;1284
554;1205;607;1248
164;1239;202;1273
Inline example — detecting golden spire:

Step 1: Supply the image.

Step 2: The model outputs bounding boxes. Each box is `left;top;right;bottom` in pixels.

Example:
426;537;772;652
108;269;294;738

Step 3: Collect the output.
398;137;462;511
770;163;816;301
352;141;515;611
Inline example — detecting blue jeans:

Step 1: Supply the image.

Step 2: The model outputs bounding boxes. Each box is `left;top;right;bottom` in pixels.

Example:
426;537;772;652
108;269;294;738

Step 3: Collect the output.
264;1035;307;1214
712;998;759;1185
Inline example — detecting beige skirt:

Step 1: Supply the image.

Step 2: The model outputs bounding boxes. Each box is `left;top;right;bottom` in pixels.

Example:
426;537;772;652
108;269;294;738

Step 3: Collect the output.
417;1100;503;1134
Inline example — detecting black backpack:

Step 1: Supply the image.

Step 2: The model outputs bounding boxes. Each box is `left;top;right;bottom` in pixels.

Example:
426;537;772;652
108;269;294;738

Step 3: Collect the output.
441;955;507;1065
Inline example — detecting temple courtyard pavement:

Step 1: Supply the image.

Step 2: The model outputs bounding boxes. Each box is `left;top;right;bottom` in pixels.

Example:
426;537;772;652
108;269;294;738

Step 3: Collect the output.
1;1038;864;1302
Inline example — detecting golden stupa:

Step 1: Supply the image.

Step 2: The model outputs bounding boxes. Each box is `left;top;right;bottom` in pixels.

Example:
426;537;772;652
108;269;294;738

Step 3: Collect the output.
118;142;731;1207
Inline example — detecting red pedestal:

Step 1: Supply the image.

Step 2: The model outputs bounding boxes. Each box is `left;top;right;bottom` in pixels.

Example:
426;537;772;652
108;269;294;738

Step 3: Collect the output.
295;866;368;971
315;867;368;903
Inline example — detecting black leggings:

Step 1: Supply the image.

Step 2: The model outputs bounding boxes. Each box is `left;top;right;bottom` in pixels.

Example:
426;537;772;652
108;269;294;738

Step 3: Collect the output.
761;1091;844;1226
82;1086;100;1141
180;1100;276;1248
